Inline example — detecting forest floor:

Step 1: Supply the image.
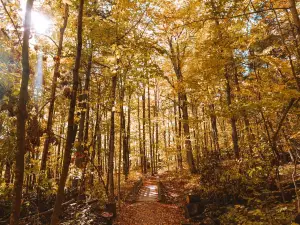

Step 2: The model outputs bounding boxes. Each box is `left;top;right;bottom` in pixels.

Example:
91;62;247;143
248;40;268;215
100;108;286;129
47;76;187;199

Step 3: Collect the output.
113;175;188;225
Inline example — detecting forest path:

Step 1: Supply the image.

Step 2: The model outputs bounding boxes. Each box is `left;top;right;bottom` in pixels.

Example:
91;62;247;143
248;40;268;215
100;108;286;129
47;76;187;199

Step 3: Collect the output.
137;176;159;202
113;176;187;225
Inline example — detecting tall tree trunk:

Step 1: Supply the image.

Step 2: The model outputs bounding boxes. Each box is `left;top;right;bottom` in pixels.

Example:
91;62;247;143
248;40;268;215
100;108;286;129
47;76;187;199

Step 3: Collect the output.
40;4;69;172
148;81;154;175
107;75;117;203
75;46;93;170
142;85;146;173
50;0;84;223
137;95;143;172
154;82;159;173
193;105;201;168
209;104;220;156
202;107;208;155
174;99;183;170
5;161;12;187
10;0;34;224
123;94;131;180
233;66;254;156
168;38;196;173
118;77;125;208
90;102;100;186
90;111;98;186
179;92;197;173
225;71;240;159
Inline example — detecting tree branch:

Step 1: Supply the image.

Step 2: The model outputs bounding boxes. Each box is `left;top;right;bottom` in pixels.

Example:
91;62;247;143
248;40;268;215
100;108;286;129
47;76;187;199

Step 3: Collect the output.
0;0;22;47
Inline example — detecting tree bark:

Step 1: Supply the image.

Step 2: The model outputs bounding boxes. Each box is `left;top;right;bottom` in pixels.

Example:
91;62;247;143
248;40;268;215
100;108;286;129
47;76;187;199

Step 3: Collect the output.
142;84;147;173
225;71;240;159
174;99;183;170
10;1;34;224
5;161;12;187
154;82;159;173
209;104;220;156
148;81;154;175
289;0;300;36
75;46;93;169
50;0;84;223
123;93;131;180
137;95;143;172
40;4;69;172
107;75;117;203
168;37;196;173
179;92;197;172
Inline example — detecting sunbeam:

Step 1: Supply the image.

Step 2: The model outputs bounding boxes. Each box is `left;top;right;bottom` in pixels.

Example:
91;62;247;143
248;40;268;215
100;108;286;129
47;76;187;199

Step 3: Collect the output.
34;51;43;102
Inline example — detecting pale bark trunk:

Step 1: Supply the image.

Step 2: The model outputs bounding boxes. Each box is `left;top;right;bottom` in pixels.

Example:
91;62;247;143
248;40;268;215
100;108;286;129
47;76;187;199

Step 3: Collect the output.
10;1;34;224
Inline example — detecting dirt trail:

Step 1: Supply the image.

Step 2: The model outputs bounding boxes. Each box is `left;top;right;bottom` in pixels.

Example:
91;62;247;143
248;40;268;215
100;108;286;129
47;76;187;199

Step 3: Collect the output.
114;177;187;225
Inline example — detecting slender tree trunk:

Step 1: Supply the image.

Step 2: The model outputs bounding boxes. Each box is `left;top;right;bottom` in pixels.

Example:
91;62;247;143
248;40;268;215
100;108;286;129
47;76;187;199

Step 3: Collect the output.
5;161;12;186
50;0;84;223
142;85;146;173
123;94;131;180
174;99;183;170
40;4;69;172
225;71;240;159
209;104;220;156
118;104;122;209
148;81;154;175
107;75;117;203
193;105;201;168
202;107;208;155
163;117;167;170
97;105;102;172
10;1;33;224
137;95;143;172
154;83;159;173
118;77;125;208
90;104;99;186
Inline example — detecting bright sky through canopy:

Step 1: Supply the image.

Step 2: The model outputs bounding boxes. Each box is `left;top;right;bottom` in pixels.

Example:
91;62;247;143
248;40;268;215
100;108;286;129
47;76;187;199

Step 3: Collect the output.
20;0;51;34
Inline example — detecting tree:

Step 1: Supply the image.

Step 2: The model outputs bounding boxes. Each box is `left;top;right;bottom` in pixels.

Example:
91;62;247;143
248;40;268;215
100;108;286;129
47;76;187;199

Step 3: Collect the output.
10;0;34;224
50;0;84;223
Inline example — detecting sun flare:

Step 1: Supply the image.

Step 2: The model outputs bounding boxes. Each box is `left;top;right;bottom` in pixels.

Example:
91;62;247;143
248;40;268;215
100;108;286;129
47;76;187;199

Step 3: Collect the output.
20;0;51;34
31;12;51;34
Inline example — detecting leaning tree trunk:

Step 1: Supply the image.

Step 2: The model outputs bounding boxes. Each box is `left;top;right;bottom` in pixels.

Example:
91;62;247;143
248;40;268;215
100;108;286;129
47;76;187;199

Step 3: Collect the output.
40;4;69;172
10;1;34;224
50;0;84;224
289;0;300;37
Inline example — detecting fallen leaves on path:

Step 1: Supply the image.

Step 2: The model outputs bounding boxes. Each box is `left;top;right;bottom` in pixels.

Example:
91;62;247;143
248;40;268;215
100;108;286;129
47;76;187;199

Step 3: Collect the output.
114;202;188;225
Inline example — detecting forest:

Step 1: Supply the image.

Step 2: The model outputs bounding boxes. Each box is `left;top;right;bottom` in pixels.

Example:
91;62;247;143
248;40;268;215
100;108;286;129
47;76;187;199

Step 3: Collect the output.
1;0;300;224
